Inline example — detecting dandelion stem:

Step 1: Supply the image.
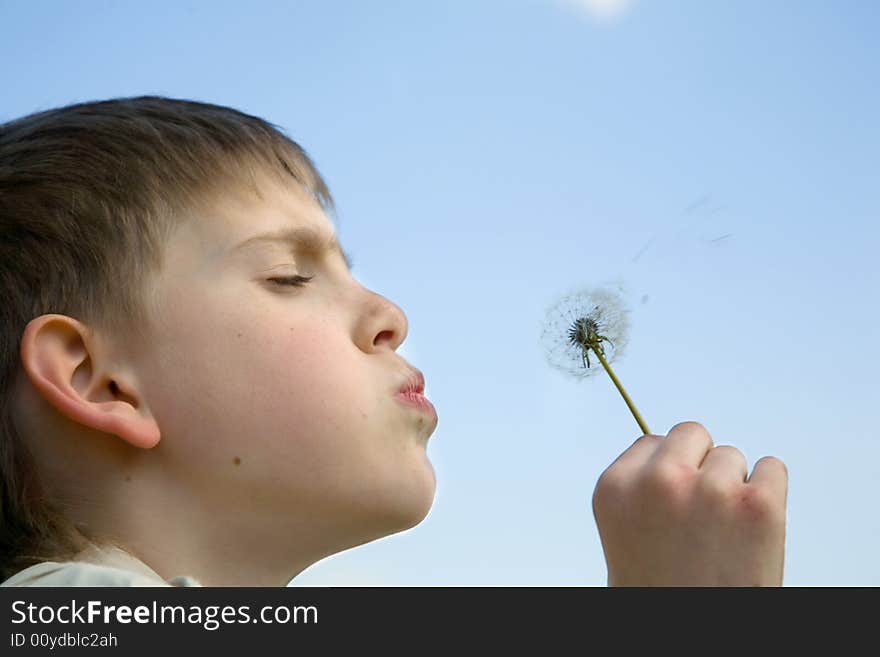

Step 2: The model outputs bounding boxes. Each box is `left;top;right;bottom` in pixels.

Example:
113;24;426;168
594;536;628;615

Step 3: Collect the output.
590;345;651;436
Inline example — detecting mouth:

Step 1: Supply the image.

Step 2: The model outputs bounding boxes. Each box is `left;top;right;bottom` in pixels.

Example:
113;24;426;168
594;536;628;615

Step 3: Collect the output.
395;389;437;420
397;369;425;396
395;369;437;421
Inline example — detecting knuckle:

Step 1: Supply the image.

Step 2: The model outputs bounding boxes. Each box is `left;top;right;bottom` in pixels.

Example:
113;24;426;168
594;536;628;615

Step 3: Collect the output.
711;445;748;470
628;434;661;454
670;420;707;436
713;444;744;459
696;476;737;507
645;460;696;497
758;455;788;478
635;434;661;447
669;420;714;448
737;486;785;525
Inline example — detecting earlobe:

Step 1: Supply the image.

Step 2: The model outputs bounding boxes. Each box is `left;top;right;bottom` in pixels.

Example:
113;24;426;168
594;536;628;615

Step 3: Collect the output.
19;314;161;450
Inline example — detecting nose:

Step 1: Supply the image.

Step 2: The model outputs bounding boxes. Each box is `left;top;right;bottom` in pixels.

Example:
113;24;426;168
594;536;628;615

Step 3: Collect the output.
355;287;408;353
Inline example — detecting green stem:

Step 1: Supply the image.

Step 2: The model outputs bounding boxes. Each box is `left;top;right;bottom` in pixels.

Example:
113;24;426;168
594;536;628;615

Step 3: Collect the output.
590;345;651;436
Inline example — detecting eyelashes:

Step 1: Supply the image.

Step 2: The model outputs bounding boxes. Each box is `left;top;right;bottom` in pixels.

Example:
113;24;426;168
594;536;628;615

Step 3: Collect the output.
268;275;315;287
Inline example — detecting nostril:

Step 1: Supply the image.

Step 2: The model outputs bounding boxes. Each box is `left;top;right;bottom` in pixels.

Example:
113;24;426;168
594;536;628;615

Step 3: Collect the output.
374;329;395;346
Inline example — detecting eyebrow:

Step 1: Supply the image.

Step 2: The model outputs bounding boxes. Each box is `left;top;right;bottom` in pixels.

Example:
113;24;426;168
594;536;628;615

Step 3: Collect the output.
232;227;354;270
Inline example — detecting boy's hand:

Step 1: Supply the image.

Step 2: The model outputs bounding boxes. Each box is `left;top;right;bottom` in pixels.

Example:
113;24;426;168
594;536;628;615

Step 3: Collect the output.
592;421;788;586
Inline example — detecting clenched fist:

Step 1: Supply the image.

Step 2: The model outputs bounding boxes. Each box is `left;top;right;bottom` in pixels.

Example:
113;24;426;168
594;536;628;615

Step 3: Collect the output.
592;421;788;586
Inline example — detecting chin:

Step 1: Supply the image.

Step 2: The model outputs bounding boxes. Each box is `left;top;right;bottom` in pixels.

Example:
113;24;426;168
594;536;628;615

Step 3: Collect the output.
396;476;437;530
356;466;437;542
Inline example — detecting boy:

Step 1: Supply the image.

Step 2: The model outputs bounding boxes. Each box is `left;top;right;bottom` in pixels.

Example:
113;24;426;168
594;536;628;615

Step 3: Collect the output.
0;97;787;587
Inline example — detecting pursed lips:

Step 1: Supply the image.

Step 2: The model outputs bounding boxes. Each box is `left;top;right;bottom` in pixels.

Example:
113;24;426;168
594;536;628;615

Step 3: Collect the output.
396;368;425;396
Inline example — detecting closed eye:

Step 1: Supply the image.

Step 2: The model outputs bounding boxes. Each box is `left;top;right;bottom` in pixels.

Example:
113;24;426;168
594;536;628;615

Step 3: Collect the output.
268;275;314;287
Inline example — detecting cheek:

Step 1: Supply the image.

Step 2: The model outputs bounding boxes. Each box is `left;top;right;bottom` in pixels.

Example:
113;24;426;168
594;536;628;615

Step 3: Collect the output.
156;314;370;469
140;295;436;527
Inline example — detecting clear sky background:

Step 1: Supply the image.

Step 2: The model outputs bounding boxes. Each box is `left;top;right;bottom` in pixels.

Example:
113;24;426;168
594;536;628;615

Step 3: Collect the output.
2;0;878;585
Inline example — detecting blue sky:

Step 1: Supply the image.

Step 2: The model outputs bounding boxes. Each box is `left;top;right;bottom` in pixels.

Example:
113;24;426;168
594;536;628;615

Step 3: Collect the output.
3;0;878;585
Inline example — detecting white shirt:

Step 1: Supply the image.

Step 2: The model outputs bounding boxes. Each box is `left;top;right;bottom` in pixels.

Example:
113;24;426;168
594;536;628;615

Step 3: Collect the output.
1;544;202;587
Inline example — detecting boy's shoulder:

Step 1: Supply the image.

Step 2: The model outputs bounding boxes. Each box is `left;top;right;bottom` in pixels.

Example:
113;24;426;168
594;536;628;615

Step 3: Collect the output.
1;561;177;587
1;545;202;587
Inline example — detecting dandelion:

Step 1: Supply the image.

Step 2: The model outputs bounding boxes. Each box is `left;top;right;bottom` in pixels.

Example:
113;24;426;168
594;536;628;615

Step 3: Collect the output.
541;286;651;435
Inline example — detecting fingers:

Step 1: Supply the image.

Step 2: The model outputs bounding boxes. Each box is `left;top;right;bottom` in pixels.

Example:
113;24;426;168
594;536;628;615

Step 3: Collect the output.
609;433;662;472
748;456;789;502
600;422;779;499
651;421;714;468
609;422;714;476
700;445;749;484
593;434;661;511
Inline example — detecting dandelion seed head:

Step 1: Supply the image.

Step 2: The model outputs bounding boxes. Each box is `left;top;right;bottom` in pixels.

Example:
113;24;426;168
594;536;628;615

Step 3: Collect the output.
540;285;631;379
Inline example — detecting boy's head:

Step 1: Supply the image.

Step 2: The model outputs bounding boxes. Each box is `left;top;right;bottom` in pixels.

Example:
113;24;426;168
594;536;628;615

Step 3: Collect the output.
0;96;437;585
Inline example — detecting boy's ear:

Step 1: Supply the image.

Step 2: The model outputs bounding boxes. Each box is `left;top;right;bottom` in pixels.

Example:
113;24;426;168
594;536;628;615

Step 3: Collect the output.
19;314;160;449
